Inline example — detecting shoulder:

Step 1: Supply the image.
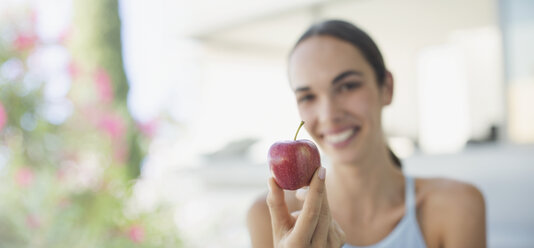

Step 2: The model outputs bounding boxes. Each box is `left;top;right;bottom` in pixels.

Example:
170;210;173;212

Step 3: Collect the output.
246;191;301;248
416;177;486;248
417;177;485;209
247;192;271;230
247;193;271;248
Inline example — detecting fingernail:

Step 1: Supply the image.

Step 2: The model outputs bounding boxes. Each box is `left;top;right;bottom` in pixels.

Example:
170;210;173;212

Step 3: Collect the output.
318;167;326;180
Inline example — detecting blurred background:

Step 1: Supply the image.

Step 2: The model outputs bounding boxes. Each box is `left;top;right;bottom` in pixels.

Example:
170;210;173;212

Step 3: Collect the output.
0;0;533;247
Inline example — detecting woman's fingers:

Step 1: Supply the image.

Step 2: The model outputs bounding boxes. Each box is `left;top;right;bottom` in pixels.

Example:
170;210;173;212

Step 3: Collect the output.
311;185;331;247
267;177;292;237
293;167;327;242
336;221;347;244
327;220;346;247
270;167;344;248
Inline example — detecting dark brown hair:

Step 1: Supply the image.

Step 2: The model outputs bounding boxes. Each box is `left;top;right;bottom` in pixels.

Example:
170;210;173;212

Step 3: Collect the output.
293;19;387;86
292;19;401;167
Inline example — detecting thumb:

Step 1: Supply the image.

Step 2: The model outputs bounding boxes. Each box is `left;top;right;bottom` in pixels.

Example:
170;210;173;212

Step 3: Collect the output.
267;177;293;233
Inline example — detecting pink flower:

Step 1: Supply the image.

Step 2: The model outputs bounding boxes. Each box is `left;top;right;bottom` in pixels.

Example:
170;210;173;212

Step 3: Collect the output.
58;27;73;44
15;167;34;188
99;113;126;140
80;105;100;124
94;68;114;104
13;33;38;51
0;102;6;131
30;9;38;25
26;214;41;229
128;224;145;243
138;119;158;138
56;166;67;182
67;61;80;80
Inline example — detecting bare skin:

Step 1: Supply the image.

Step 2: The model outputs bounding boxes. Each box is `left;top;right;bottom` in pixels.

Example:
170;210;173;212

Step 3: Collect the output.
247;35;486;248
248;175;485;248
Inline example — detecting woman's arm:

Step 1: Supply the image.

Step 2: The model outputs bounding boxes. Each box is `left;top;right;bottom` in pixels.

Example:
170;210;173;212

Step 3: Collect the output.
422;179;487;248
441;183;486;248
247;194;274;248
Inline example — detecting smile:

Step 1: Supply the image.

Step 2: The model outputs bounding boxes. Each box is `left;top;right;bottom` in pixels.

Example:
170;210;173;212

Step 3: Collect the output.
324;127;360;147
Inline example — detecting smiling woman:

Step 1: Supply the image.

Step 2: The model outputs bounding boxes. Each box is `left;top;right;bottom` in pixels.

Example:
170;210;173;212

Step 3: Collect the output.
290;33;398;168
247;20;486;248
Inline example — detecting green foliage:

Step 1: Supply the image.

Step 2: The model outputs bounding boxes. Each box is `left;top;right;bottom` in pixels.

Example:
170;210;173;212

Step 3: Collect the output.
71;0;129;103
70;0;142;178
0;1;181;247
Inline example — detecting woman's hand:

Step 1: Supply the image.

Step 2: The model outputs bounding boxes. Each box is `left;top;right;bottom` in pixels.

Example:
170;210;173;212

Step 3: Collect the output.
266;167;346;248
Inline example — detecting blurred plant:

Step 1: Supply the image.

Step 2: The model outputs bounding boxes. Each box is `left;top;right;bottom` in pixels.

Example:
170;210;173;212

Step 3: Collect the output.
0;1;180;247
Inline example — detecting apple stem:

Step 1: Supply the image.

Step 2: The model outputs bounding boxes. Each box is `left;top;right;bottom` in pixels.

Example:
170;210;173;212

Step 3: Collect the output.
294;121;305;141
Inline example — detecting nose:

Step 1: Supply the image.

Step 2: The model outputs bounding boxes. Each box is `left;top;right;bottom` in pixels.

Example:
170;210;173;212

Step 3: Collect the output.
318;96;343;125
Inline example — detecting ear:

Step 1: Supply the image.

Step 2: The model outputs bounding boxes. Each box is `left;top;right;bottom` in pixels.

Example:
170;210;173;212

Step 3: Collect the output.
381;70;394;106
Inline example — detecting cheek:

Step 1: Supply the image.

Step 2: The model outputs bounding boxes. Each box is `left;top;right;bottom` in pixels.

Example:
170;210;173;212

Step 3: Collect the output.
343;91;379;123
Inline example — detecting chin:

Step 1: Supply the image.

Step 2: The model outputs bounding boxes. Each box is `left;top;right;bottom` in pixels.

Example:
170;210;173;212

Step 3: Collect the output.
332;155;361;166
325;147;362;165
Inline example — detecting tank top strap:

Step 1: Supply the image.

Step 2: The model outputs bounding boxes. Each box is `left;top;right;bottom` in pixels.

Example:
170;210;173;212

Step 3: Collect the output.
404;176;416;216
341;175;427;248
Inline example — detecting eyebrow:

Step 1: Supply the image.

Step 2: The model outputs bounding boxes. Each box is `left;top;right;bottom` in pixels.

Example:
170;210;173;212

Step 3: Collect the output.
332;70;363;85
294;86;311;93
294;70;363;93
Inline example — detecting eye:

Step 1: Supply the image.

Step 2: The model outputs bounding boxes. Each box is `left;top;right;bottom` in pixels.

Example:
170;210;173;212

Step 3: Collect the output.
337;82;361;93
297;94;315;104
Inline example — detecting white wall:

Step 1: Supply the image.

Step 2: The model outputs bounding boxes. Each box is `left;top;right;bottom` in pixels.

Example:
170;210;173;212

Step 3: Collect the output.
320;0;500;141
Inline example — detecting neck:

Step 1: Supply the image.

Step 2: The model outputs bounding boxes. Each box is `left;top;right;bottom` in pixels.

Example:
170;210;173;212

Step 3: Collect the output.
326;144;404;221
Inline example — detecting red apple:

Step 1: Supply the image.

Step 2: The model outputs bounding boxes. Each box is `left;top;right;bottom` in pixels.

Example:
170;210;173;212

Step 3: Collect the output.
268;121;321;190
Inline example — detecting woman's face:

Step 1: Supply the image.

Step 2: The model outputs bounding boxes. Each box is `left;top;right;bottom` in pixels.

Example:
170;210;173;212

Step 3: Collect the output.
289;35;392;165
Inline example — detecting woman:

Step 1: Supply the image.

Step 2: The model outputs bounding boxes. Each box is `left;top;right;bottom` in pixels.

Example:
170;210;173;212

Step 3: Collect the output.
247;20;486;248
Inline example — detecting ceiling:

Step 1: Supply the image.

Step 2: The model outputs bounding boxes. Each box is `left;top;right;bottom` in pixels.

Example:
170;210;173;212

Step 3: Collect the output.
162;0;497;54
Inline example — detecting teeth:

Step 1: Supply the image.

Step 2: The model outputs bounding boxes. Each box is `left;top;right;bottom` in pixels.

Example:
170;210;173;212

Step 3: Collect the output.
325;129;355;144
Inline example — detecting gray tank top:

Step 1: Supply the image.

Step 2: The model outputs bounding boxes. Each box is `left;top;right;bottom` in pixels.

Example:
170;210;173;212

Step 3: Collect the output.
343;176;427;248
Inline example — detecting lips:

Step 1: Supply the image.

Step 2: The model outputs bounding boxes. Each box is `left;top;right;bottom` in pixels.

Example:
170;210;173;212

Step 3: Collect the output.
323;127;360;147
